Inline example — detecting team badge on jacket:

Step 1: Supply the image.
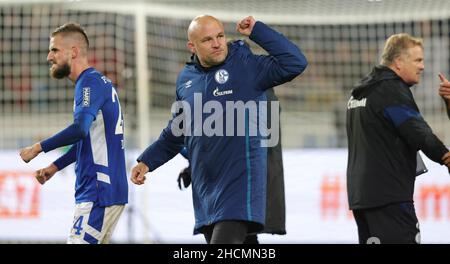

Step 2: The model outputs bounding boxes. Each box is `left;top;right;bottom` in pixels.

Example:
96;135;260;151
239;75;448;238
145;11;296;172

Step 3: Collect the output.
215;69;229;84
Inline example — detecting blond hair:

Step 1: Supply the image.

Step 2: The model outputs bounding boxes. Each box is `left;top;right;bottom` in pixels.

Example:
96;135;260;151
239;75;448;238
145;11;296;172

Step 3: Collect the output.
52;22;89;48
380;33;423;66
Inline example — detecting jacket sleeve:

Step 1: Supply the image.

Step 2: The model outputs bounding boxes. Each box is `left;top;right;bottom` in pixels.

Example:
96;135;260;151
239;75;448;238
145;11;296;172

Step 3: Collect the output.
137;88;185;171
247;21;308;90
179;146;189;160
382;85;448;164
137;121;185;171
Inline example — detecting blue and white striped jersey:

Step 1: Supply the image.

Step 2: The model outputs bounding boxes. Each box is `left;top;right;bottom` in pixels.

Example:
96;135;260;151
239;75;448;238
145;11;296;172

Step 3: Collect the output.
72;68;128;206
41;67;128;206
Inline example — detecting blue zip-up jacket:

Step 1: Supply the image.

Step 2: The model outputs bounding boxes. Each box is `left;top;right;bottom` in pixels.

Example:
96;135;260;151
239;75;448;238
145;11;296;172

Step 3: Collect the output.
138;21;307;234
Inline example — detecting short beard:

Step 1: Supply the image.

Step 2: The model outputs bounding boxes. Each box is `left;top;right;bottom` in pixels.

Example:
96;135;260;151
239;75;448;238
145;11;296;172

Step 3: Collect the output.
51;63;71;79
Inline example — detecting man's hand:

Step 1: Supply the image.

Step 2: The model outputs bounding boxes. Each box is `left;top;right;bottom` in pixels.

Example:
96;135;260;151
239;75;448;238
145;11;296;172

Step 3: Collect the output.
236;16;256;37
20;142;42;163
438;73;450;100
443;151;450;168
131;162;150;185
35;163;58;185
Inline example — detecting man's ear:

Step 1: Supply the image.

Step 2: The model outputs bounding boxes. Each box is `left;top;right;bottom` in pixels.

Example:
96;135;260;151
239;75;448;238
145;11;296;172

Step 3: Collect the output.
187;41;196;54
71;46;78;59
392;56;403;71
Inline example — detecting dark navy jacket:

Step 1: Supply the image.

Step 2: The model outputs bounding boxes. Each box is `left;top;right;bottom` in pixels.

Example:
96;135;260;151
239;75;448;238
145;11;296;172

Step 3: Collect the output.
346;66;448;210
138;21;307;234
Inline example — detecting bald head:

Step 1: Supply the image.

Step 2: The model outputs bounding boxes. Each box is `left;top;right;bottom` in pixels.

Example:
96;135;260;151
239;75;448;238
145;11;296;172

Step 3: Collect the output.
188;15;224;41
187;15;228;68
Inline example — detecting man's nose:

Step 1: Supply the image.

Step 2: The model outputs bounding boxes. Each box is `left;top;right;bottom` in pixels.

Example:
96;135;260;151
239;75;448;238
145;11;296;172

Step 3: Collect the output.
419;62;425;71
211;38;220;48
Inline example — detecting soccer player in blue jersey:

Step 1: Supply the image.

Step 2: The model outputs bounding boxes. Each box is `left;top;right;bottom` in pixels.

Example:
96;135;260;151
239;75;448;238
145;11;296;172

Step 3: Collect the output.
19;23;128;244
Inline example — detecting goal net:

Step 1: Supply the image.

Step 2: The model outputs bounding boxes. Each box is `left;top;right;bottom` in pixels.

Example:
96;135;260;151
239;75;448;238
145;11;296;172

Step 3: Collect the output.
2;0;450;150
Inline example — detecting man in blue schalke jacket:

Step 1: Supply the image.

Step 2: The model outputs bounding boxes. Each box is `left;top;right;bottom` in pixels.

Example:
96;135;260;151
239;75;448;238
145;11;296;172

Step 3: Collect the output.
131;15;307;244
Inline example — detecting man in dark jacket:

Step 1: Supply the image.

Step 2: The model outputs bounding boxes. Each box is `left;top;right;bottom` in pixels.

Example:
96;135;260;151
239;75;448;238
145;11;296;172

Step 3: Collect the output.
346;33;450;244
131;15;307;244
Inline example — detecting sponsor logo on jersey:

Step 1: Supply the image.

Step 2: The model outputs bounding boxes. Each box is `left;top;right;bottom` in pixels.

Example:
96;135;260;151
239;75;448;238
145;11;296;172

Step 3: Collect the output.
213;87;233;97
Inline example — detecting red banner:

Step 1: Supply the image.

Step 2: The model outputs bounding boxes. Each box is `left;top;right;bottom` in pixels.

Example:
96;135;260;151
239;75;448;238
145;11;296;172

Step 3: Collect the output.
0;171;40;218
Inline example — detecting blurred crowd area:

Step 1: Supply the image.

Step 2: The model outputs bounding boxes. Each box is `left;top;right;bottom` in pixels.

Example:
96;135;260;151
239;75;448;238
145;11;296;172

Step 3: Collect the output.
1;3;450;149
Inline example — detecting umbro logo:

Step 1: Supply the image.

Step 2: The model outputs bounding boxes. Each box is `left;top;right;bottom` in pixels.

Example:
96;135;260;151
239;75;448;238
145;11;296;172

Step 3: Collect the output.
185;80;192;89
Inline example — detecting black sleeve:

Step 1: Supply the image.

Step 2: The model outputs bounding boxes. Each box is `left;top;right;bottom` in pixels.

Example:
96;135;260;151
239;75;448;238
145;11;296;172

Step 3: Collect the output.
381;83;448;164
397;119;448;164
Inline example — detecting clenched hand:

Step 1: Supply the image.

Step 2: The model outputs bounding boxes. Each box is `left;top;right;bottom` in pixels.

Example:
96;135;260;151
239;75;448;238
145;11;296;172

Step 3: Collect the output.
131;162;150;185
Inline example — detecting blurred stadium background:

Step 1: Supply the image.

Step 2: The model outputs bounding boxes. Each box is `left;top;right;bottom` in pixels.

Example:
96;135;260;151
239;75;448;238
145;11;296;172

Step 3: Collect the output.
1;0;450;243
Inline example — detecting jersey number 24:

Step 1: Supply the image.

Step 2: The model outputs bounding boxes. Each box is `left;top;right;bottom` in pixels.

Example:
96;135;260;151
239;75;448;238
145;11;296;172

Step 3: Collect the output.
112;87;124;135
